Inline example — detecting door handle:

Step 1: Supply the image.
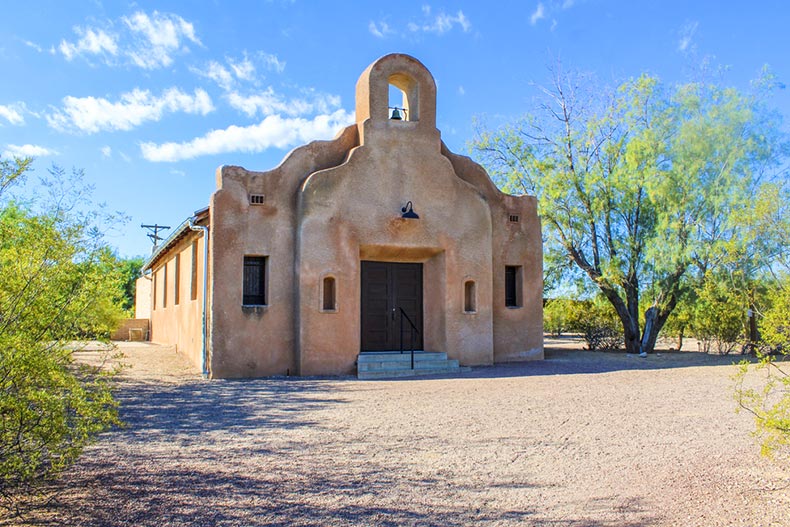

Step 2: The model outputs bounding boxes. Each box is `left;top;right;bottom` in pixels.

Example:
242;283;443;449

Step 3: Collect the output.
391;307;396;320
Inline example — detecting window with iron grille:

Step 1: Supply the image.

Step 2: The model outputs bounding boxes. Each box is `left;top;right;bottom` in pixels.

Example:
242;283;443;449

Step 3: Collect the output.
243;256;267;305
249;194;265;205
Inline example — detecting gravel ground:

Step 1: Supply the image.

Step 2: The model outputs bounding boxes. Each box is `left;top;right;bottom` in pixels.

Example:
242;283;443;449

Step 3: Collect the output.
15;340;790;526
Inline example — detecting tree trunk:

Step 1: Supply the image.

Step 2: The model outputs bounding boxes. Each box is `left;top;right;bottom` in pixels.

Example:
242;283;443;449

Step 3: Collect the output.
641;307;659;354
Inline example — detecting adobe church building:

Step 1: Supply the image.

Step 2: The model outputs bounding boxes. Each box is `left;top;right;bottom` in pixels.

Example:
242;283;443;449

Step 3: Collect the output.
137;53;543;378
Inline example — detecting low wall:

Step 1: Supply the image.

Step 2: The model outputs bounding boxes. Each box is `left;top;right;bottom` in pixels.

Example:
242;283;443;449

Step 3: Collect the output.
111;319;150;341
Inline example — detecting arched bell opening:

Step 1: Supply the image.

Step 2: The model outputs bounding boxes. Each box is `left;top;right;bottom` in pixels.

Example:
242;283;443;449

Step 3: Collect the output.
388;73;419;122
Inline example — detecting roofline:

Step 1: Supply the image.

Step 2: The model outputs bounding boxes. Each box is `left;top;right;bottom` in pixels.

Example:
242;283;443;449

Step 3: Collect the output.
141;206;209;272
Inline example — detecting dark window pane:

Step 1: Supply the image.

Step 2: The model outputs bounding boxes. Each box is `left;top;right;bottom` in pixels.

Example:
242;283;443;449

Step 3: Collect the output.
505;266;517;307
323;276;336;311
243;256;266;305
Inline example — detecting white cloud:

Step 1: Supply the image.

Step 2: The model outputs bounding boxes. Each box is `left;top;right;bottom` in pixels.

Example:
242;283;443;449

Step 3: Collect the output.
57;10;199;69
101;145;112;157
194;61;234;91
259;53;285;73
59;27;118;60
230;56;256;80
123;11;201;69
3;144;58;158
409;9;471;34
22;39;44;53
369;21;394;38
140;109;354;162
530;3;546;25
458;85;465;96
48;87;214;133
0;103;25;125
191;53;272;91
226;88;340;118
562;0;575;8
678;21;699;52
374;7;470;37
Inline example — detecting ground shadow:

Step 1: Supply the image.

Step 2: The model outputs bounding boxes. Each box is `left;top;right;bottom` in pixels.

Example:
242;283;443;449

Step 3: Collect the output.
15;371;662;527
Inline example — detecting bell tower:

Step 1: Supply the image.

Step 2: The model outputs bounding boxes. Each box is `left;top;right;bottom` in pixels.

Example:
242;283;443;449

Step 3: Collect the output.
354;53;439;146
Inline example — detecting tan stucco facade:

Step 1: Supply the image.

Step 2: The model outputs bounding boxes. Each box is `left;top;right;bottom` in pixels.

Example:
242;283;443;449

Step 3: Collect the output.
140;53;542;378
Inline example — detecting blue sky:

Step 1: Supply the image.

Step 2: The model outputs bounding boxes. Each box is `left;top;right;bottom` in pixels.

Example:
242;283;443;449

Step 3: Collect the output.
1;1;788;257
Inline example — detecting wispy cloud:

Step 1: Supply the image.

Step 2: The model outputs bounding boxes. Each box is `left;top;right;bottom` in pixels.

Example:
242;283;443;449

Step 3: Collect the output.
59;27;118;60
22;39;44;53
408;8;471;34
191;52;284;90
370;6;471;38
140;109;354;162
530;3;546;25
123;11;201;69
368;21;394;39
57;10;199;69
3;144;58;158
101;145;112;158
226;88;341;118
678;21;699;52
0;103;26;125
47;87;214;133
259;52;285;73
193;60;235;91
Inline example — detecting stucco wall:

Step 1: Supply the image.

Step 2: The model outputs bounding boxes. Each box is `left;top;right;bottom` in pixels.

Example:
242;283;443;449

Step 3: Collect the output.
442;147;544;361
207;126;360;378
148;232;207;371
134;275;151;320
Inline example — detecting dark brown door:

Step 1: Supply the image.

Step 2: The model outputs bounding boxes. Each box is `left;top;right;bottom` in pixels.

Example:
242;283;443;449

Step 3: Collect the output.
361;261;423;351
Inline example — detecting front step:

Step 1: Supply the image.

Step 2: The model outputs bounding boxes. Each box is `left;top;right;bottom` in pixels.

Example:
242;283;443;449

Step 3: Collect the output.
356;351;468;379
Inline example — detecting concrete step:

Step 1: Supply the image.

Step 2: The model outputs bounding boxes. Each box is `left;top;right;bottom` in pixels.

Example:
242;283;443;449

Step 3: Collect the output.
357;351;448;363
357;366;470;380
415;359;460;370
357;351;467;379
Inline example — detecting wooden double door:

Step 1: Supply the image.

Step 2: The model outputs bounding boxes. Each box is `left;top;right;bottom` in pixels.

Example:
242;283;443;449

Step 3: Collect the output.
360;261;423;351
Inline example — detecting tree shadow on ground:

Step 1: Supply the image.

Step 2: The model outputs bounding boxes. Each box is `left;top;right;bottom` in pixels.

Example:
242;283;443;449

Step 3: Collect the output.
435;348;759;381
15;375;659;527
29;456;656;527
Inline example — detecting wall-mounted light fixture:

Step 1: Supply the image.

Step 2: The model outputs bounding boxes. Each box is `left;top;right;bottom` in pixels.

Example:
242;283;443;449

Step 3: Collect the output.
401;201;419;219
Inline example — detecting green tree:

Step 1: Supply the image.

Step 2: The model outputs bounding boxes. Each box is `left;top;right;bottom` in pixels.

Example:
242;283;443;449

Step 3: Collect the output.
0;159;122;512
116;255;144;315
474;66;784;355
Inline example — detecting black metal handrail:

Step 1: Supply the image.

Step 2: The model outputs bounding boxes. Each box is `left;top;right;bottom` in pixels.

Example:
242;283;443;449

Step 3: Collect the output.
398;307;421;369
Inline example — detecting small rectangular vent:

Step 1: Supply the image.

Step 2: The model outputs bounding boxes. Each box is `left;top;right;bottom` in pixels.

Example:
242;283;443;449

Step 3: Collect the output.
509;214;520;223
249;194;265;205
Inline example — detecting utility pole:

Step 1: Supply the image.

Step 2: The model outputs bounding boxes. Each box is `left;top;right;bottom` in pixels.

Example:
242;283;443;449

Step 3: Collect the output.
141;224;171;249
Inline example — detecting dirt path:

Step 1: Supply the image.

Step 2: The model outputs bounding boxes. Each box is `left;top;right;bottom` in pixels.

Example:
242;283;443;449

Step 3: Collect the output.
19;342;790;526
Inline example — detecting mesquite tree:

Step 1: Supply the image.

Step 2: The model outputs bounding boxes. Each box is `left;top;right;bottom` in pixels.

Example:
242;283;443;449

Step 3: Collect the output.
474;67;783;354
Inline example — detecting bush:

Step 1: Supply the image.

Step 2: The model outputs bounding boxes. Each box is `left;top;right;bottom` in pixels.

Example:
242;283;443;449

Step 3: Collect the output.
543;298;571;337
0;161;123;513
544;297;623;351
691;277;748;354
